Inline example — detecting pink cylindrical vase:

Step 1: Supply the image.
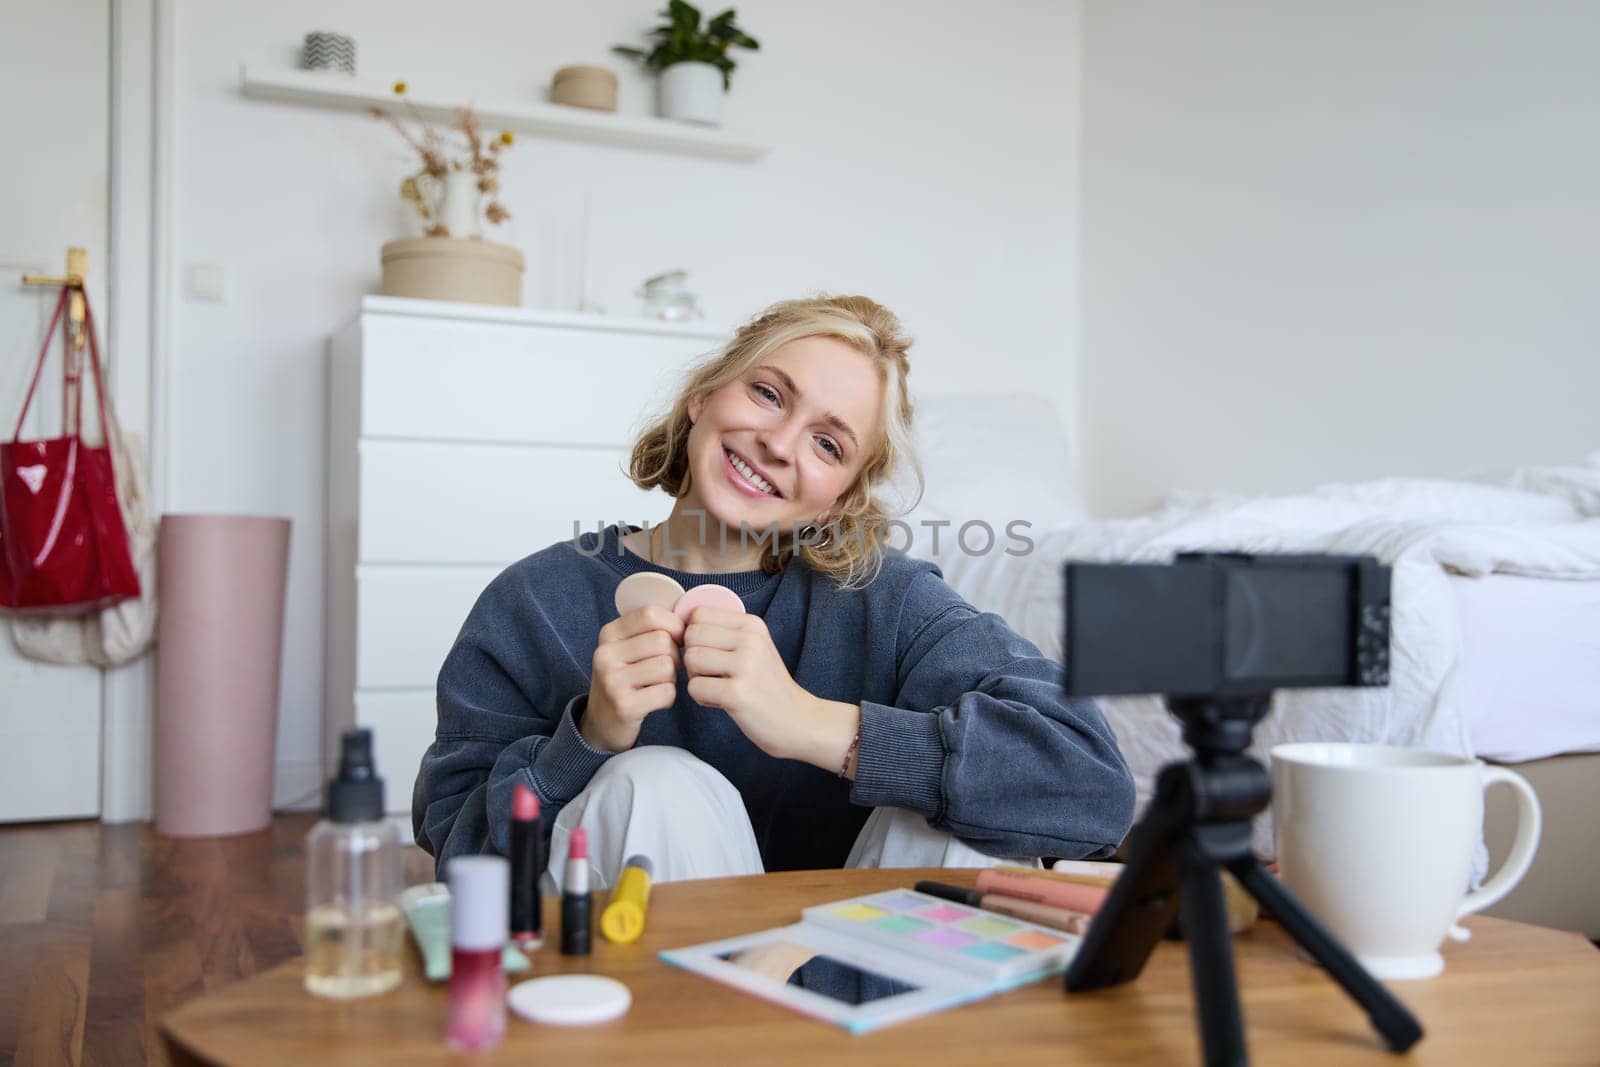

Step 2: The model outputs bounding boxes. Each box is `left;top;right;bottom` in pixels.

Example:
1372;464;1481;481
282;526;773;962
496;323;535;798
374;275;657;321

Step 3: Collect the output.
154;514;292;837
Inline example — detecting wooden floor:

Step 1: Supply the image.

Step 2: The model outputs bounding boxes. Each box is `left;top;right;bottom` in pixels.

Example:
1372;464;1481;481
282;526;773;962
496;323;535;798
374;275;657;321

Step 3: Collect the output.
0;813;434;1066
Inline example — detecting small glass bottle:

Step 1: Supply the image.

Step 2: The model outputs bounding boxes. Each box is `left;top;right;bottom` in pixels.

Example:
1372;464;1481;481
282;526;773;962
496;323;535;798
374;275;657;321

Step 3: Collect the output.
304;728;405;998
448;855;509;1050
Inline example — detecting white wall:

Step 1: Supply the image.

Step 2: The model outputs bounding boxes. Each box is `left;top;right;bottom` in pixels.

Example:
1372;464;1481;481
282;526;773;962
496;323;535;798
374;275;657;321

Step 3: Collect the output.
167;0;1081;804
1080;0;1600;516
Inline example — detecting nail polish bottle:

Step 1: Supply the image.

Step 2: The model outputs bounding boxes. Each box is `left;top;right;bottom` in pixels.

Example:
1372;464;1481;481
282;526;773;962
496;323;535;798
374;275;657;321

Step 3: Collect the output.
447;855;508;1050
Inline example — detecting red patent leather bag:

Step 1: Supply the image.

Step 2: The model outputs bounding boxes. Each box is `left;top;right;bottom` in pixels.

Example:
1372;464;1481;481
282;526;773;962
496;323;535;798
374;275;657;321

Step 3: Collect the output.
0;288;141;613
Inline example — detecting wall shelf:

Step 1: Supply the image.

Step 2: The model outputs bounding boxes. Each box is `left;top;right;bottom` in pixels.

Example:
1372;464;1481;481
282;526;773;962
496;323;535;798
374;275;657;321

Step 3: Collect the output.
355;295;729;341
239;65;770;162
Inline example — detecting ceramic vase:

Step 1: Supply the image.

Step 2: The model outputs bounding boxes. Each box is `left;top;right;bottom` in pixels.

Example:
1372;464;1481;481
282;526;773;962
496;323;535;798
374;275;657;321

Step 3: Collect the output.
438;170;482;238
658;61;723;126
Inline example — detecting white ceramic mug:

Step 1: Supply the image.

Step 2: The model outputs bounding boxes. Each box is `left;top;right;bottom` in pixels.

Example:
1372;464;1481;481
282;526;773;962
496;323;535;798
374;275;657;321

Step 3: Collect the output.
1269;742;1541;981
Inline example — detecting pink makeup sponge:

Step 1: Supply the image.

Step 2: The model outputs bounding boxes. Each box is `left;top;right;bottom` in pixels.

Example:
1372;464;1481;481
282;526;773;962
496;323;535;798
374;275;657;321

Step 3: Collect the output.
613;572;688;616
673;583;745;622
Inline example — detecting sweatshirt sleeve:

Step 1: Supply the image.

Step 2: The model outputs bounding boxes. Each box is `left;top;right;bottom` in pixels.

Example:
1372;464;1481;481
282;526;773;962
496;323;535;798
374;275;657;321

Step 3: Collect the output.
848;569;1136;860
412;572;613;870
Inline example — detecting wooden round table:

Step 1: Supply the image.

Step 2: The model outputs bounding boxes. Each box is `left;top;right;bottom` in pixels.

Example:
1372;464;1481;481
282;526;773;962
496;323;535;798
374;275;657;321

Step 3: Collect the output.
162;867;1600;1065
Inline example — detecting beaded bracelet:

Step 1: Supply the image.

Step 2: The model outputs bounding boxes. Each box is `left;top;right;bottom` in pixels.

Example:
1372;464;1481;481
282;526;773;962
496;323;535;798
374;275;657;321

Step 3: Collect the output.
838;727;861;779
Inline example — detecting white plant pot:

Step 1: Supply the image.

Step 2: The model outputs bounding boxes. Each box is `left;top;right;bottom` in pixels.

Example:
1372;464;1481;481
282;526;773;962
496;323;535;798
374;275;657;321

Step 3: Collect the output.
658;62;724;126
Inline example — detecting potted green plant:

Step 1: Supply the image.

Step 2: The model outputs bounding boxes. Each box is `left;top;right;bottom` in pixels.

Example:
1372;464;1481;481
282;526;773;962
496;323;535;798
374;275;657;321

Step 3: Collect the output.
613;1;759;127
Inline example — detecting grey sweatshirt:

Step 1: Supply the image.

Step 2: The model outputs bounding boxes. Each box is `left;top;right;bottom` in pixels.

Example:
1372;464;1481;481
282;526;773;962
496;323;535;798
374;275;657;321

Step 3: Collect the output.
413;524;1135;871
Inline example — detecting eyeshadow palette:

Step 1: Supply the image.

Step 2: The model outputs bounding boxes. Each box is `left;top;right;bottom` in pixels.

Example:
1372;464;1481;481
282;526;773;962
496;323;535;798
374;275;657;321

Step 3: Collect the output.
802;889;1077;982
660;886;1082;1034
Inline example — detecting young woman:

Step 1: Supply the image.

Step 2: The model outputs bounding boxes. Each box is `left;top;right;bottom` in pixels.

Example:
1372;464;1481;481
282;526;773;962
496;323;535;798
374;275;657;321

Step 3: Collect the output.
413;295;1135;885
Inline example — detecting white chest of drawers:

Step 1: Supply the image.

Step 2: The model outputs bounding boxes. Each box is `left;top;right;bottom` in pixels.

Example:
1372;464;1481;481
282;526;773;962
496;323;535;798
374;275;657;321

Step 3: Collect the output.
326;296;726;811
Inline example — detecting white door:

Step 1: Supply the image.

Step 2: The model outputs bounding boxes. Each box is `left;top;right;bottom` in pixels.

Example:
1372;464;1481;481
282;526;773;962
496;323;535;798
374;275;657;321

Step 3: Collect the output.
0;0;113;820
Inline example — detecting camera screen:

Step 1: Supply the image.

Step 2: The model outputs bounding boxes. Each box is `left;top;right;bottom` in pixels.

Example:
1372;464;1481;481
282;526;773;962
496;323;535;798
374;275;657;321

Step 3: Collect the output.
1063;554;1382;697
1223;567;1351;685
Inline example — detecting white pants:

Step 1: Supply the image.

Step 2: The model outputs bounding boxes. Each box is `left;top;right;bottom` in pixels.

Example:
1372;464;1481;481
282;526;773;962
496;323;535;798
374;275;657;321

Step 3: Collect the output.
545;746;1035;892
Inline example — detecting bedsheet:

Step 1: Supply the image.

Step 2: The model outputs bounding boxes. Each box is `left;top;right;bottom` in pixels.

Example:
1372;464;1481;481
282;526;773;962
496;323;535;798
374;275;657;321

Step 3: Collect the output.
1453;573;1600;762
925;473;1600;859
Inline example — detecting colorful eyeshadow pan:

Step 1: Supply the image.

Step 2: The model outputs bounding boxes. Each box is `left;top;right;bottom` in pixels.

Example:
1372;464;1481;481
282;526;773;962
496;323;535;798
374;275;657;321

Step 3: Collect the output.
801;889;1079;987
915;905;972;923
869;892;932;912
963;942;1027;962
960;917;1019;937
915;928;979;949
1006;930;1066;951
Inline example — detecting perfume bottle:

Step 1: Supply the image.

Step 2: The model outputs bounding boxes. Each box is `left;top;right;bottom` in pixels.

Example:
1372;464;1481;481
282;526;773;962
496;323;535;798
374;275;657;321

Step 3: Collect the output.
304;728;404;999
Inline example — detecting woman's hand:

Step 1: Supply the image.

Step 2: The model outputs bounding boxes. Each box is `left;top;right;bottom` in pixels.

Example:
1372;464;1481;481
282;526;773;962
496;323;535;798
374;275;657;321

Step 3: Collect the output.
682;608;861;770
581;605;685;752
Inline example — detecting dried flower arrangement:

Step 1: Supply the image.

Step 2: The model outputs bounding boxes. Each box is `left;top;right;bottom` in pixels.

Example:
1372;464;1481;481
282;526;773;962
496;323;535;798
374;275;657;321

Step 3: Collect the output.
370;82;514;237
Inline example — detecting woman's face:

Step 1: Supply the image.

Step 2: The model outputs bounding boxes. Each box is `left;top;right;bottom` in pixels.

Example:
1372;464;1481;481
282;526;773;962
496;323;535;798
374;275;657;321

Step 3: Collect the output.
684;335;885;537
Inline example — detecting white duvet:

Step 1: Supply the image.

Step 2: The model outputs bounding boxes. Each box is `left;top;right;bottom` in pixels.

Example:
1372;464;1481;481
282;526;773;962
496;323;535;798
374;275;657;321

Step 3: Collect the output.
924;461;1600;858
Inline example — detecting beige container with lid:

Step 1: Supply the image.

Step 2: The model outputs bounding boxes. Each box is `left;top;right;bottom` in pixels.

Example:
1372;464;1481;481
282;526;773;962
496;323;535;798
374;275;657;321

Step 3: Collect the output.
551;65;618;112
380;237;523;307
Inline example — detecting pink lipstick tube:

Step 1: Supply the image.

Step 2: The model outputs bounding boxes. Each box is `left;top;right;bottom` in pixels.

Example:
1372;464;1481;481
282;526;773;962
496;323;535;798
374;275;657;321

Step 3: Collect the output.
510;784;543;950
561;827;593;955
447;856;508;1050
976;868;1110;915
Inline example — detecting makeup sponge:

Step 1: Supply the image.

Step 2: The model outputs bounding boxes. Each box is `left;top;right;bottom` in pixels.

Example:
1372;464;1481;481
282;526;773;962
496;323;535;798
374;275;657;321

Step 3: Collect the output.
508;975;631;1025
613;572;687;616
673;583;745;622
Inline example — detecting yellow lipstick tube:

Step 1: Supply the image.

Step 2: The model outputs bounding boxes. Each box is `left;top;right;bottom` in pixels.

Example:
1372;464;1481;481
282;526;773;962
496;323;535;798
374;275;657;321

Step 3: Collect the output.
600;855;654;945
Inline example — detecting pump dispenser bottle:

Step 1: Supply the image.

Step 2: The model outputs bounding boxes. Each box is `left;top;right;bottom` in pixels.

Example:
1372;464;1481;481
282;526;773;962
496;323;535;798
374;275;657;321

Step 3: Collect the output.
304;728;404;998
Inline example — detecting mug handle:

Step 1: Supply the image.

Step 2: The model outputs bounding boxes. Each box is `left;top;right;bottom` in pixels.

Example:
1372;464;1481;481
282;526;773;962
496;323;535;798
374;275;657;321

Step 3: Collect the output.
1451;766;1542;937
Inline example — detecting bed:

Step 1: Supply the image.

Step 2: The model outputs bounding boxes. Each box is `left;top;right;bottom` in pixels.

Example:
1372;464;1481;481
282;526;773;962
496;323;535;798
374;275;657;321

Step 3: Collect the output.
904;394;1600;935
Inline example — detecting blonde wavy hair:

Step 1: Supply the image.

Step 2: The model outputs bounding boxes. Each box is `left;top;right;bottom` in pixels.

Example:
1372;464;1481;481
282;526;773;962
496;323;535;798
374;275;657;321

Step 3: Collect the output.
628;294;921;589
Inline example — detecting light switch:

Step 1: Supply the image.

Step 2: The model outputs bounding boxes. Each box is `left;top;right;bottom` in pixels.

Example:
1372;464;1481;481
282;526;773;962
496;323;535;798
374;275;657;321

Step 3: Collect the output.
184;262;226;303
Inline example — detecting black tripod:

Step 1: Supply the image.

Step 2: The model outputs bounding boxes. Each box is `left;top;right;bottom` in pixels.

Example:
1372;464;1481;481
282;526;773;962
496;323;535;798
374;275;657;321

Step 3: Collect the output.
1064;695;1424;1066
